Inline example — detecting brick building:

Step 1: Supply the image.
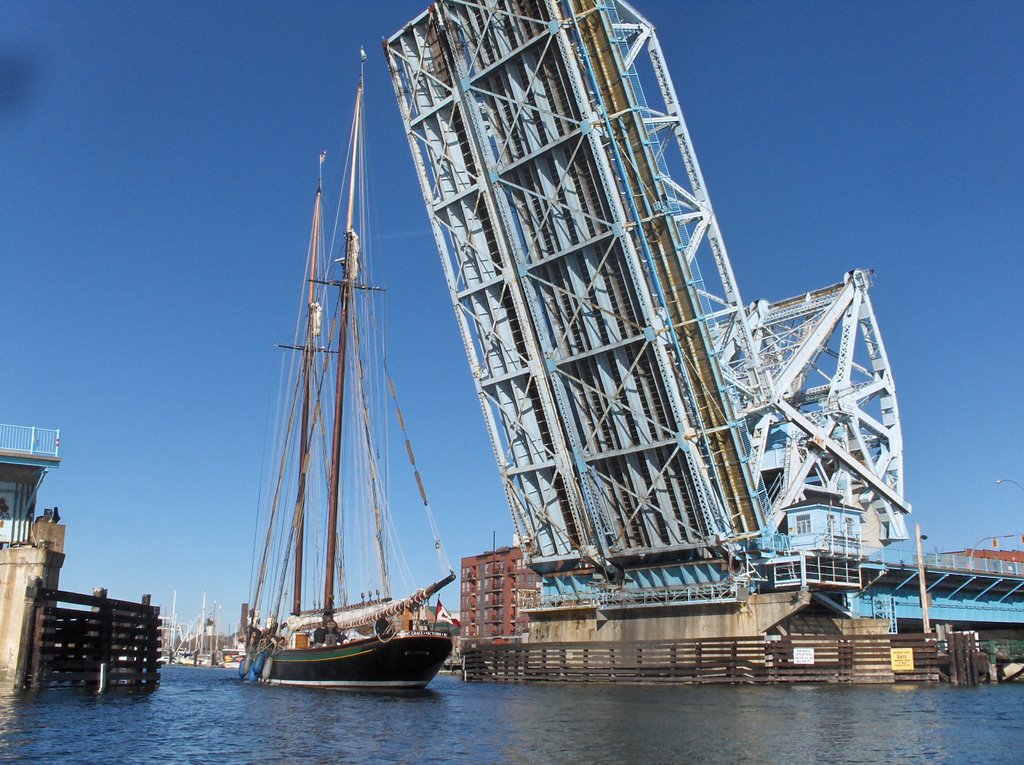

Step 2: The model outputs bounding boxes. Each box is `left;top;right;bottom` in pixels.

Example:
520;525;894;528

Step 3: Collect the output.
460;544;540;640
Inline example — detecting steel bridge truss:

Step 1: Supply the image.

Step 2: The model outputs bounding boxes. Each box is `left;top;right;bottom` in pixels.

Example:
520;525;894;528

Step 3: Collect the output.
739;270;908;542
386;0;909;577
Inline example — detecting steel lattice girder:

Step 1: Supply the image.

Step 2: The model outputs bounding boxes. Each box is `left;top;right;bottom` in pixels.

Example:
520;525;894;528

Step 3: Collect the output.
386;0;910;571
739;270;909;542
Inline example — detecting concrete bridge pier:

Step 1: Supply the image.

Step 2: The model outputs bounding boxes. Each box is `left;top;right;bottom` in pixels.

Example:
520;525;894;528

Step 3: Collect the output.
0;521;65;685
527;591;893;642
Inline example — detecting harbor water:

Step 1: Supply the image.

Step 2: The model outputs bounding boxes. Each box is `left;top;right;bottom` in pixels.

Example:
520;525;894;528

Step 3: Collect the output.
2;666;1023;763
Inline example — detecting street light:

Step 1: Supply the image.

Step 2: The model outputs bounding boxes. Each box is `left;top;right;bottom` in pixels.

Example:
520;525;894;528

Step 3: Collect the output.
967;536;1000;557
996;478;1024;493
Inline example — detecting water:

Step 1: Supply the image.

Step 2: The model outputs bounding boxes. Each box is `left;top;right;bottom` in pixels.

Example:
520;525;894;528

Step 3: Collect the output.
1;667;1023;763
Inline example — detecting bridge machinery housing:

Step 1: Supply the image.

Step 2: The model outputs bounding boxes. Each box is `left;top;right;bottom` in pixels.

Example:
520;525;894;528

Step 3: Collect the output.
387;0;915;640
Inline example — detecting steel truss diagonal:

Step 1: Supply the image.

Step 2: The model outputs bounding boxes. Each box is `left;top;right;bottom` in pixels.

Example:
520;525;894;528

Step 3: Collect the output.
387;0;911;578
740;270;909;542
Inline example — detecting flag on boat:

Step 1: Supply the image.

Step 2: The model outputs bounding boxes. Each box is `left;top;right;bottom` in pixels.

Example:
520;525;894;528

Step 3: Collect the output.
435;599;459;627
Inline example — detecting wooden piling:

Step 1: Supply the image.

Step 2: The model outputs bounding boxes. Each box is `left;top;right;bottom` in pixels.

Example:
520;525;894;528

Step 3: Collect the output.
463;634;941;685
17;587;161;690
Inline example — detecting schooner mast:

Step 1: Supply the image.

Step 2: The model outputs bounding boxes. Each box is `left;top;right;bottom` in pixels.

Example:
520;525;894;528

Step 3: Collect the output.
291;176;323;616
324;57;365;615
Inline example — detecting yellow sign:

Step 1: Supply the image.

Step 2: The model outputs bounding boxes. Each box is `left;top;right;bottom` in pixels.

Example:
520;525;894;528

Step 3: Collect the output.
890;647;915;672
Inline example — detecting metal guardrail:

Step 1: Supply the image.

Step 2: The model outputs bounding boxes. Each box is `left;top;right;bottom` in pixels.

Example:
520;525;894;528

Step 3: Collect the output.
865;547;1024;577
0;424;60;457
539;580;741;610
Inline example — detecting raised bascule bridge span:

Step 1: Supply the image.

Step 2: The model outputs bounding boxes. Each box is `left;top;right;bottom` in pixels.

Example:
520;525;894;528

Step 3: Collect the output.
386;0;1023;641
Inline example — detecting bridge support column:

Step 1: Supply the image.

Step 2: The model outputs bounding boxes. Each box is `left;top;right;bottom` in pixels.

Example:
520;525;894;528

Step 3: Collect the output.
0;523;65;685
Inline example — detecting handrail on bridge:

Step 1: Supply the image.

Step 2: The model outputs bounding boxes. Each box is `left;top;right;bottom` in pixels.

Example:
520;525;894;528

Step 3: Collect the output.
0;424;60;458
865;546;1024;577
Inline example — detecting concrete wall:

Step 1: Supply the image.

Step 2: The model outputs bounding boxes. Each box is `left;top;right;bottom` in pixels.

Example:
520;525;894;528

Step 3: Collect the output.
835;618;890;636
0;539;65;684
528;592;818;643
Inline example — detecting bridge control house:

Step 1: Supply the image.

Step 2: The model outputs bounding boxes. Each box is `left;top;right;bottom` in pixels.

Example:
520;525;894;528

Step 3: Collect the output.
0;423;65;682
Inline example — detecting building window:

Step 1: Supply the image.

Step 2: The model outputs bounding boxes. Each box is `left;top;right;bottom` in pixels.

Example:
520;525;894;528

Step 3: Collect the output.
794;514;811;535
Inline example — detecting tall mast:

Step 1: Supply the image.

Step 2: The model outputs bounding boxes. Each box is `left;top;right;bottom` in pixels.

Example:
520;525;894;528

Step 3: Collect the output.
291;175;323;615
324;54;365;612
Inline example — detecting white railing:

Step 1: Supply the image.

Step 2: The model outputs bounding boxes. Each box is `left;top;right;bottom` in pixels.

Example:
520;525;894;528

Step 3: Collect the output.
769;552;862;588
0;424;60;457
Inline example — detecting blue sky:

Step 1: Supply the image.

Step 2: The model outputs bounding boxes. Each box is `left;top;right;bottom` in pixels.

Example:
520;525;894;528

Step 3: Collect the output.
2;1;1022;627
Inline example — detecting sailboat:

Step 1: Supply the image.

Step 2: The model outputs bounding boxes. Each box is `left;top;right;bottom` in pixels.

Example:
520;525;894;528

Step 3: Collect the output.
241;52;455;689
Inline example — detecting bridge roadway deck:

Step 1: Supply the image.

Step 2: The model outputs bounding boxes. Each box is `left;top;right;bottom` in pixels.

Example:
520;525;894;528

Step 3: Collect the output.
853;548;1024;627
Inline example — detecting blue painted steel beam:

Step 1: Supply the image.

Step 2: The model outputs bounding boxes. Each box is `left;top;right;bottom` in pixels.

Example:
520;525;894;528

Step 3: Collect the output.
997;581;1024;603
947;576;978;599
973;579;1003;601
926;573;950;592
893;571;918;592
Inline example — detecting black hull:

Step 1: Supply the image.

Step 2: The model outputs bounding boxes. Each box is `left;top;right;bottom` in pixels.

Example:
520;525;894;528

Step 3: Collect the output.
264;633;452;689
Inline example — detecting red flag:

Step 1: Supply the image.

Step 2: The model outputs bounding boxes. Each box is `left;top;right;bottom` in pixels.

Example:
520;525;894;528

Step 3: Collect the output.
435;598;460;627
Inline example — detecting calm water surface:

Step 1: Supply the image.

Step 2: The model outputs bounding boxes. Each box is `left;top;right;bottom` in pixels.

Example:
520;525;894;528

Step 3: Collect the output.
1;666;1022;763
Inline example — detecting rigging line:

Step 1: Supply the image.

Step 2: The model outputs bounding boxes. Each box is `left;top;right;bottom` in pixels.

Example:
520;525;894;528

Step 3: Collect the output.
351;307;392;598
327;91;361;275
381;489;415;596
251;365;304;613
352;110;382;601
323;70;364;613
360;293;409;592
307;399;329;612
322;299;352;608
350;313;368;597
264;373;307;620
248;345;279;605
262;284;309;599
330;273;353;608
386;372;453;574
291;180;326;616
257;178;328;615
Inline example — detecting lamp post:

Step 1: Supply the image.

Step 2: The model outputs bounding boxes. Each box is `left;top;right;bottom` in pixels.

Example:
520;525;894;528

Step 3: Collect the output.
965;533;1024;575
966;537;993;570
968;533;1020;554
996;478;1024;493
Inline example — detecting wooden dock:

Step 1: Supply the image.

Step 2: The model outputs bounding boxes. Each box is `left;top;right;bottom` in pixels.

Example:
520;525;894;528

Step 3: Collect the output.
15;583;161;690
463;634;940;684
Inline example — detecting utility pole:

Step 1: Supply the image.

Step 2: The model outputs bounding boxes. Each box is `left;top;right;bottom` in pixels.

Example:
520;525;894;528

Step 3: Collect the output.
915;524;931;634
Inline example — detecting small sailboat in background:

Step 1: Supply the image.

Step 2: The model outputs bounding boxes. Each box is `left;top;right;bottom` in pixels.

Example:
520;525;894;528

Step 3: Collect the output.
241;51;455;689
